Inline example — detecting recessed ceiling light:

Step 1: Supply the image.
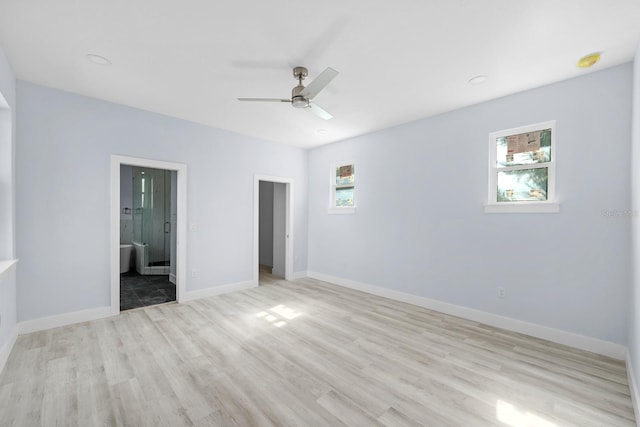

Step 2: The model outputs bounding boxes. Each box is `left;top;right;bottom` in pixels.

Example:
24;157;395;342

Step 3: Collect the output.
577;52;601;68
85;53;112;66
468;75;488;85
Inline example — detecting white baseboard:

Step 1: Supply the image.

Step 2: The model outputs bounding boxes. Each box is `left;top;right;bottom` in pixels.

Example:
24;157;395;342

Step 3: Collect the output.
181;280;256;302
169;273;176;285
307;271;627;360
627;350;640;424
19;306;114;335
0;325;18;374
290;271;308;280
16;280;258;334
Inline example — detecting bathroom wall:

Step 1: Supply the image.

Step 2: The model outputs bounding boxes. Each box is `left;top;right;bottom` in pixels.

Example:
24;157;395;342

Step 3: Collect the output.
120;165;133;244
16;81;309;321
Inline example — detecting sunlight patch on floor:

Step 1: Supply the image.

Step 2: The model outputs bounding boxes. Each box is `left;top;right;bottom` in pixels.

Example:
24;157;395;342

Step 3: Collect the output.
270;304;302;320
255;304;303;328
497;400;557;427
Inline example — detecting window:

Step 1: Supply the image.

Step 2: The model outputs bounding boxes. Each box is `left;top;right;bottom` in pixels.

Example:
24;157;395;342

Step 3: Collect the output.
329;163;355;214
486;121;558;213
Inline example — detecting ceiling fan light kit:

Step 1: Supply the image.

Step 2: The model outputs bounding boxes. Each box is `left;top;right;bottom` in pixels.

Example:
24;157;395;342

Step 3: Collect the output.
238;66;338;120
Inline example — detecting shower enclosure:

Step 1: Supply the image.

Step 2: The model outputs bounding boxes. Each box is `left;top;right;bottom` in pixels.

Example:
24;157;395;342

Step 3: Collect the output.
132;166;174;275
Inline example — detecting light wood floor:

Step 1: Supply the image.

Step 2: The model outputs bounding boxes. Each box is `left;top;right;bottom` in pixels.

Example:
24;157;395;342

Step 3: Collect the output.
0;274;635;426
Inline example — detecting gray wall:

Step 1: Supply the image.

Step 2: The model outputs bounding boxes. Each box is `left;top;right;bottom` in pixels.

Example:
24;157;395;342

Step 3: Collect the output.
0;47;17;358
308;63;633;345
629;43;640;397
259;181;274;266
16;81;308;322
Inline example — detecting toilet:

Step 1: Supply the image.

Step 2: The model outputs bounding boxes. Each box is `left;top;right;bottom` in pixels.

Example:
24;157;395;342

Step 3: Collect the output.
120;244;133;274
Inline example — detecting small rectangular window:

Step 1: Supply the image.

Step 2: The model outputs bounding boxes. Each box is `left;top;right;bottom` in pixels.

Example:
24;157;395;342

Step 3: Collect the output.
486;121;558;213
329;162;356;214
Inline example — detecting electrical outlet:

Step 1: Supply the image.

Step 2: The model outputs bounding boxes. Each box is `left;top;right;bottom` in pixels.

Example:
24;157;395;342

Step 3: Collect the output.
191;270;197;278
498;287;506;298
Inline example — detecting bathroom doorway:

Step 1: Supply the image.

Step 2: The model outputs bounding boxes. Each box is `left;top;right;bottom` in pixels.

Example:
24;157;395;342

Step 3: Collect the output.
254;175;293;286
110;156;187;315
120;165;176;310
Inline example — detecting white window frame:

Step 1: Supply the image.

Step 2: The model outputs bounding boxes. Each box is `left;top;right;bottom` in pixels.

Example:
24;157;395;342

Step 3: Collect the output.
485;120;559;213
329;162;356;214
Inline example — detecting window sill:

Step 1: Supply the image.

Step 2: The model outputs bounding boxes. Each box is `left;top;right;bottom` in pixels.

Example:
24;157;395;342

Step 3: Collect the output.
328;207;356;215
484;202;560;214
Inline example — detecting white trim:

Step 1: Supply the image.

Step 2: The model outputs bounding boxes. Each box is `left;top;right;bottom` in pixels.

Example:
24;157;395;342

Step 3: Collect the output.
0;258;17;281
328;207;356;215
13;279;256;337
307;271;626;360
169;273;177;285
0;104;16;260
291;271;308;280
181;280;256;302
488;120;557;210
0;259;18;375
0;325;18;374
484;202;560;214
111;155;188;315
329;161;356;212
627;350;640;424
18;306;113;335
254;175;294;285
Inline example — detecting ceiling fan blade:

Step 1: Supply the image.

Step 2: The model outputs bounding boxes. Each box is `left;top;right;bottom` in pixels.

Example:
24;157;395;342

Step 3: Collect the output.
306;102;333;120
237;98;290;102
300;67;338;100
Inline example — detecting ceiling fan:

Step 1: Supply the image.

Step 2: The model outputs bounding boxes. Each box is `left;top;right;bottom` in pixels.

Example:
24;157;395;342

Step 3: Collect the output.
238;66;339;120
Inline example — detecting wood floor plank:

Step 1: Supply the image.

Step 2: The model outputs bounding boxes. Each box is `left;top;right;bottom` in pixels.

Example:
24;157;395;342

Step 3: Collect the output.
0;272;635;426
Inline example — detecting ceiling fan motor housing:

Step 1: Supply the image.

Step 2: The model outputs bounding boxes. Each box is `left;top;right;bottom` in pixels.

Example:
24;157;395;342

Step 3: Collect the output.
291;85;308;108
292;67;309;108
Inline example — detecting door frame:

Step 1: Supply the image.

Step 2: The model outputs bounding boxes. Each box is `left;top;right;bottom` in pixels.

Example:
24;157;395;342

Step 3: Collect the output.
253;174;294;284
110;155;188;315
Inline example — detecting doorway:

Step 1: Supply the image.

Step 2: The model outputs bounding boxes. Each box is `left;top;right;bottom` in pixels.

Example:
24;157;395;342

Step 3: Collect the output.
254;175;293;286
120;165;176;310
111;156;187;315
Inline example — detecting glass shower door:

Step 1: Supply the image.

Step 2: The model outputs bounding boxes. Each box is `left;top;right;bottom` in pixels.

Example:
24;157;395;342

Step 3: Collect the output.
132;167;171;275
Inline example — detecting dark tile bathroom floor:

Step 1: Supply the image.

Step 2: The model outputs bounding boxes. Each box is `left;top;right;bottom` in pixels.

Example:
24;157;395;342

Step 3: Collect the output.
120;271;176;311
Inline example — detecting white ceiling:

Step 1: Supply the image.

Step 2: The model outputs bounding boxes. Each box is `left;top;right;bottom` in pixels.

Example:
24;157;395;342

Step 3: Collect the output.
1;1;639;148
